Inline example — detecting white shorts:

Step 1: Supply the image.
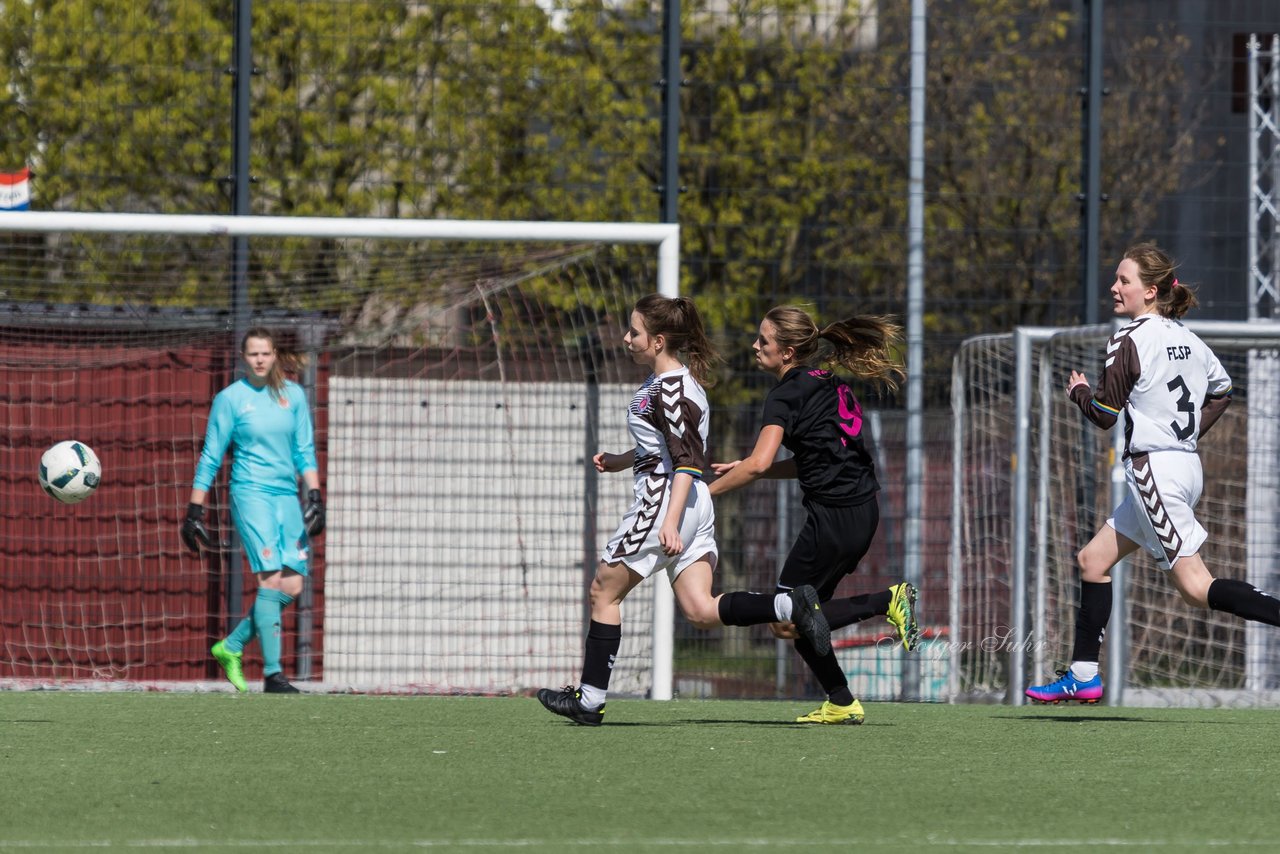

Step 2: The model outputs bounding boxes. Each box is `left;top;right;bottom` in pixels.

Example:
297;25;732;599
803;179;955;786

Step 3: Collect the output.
602;474;718;581
1108;450;1207;571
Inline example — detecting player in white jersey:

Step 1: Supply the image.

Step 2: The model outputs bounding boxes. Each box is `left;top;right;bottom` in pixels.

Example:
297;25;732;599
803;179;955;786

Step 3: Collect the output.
537;295;831;726
1028;243;1280;704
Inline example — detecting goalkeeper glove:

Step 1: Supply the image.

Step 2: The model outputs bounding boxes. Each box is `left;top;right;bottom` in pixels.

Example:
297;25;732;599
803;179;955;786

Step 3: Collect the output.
180;503;211;554
303;489;325;537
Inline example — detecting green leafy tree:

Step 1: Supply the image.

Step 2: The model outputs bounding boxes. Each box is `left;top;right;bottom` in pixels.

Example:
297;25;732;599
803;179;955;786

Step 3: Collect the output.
0;1;229;305
856;1;1202;390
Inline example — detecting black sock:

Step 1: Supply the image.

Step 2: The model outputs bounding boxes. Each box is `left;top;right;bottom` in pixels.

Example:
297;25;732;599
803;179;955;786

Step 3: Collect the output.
1071;580;1112;663
793;637;854;706
717;592;778;626
823;590;892;631
580;620;621;690
1208;579;1280;626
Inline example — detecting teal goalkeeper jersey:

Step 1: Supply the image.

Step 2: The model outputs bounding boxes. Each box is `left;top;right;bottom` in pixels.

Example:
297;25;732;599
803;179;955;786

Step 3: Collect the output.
193;378;318;497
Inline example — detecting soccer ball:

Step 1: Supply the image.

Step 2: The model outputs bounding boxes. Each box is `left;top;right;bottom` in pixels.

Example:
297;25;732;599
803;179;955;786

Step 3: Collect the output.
38;440;102;505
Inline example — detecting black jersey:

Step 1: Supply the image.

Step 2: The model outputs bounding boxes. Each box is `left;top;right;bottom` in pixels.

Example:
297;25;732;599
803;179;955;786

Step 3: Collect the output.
760;366;878;505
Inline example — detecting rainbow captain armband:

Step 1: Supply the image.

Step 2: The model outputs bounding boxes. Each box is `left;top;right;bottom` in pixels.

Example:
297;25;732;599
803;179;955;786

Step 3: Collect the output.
1090;399;1121;417
673;466;703;479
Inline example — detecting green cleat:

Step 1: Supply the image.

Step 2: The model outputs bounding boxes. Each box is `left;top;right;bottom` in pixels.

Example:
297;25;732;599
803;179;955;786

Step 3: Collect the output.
211;640;247;693
796;699;865;725
886;582;921;652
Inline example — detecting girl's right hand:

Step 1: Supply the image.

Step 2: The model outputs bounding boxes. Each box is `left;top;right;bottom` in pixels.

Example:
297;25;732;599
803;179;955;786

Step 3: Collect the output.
594;452;623;473
711;460;741;476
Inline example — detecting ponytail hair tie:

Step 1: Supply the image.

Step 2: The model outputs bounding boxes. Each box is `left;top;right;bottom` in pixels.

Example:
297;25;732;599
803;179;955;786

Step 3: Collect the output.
1171;278;1180;288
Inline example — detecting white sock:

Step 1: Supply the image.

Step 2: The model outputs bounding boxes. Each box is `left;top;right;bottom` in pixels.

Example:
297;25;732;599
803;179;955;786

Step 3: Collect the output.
774;593;793;622
1069;661;1099;681
578;683;606;710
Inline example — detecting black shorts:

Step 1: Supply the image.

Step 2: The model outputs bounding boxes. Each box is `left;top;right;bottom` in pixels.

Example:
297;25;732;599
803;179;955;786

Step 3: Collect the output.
777;496;879;601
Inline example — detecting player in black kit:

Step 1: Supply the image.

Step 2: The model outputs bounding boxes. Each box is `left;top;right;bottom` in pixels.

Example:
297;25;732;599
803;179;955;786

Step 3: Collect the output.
710;305;918;725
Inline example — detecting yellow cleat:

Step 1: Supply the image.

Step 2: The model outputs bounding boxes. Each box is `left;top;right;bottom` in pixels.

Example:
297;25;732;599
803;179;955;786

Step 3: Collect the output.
886;582;921;652
795;699;865;725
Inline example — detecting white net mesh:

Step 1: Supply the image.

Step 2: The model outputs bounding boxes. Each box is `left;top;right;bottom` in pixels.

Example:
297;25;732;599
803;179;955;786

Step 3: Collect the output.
0;223;662;694
953;323;1280;706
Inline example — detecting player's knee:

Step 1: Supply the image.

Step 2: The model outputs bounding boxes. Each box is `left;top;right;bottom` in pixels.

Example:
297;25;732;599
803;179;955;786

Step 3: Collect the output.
1174;575;1211;608
686;610;720;630
280;573;304;598
1076;549;1110;583
587;574;624;610
1178;587;1208;608
587;577;607;609
677;598;720;629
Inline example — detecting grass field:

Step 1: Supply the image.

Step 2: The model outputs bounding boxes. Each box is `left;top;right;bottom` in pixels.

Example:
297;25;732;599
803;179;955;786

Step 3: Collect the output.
3;692;1279;852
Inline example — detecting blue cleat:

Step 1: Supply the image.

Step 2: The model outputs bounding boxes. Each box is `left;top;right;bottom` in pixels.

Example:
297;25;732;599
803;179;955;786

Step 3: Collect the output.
1026;669;1103;704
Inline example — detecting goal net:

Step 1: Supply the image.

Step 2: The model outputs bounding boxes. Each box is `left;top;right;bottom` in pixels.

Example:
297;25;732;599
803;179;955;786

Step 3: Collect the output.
951;321;1280;706
0;212;676;696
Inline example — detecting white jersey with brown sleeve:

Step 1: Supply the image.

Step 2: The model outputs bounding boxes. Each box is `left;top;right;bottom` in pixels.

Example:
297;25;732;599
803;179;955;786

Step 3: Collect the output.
626;366;711;481
601;366;717;580
1068;314;1233;457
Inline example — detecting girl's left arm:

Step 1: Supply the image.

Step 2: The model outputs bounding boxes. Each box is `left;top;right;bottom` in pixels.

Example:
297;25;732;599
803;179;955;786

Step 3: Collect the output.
1068;334;1139;431
708;424;786;497
658;472;694;555
1199;352;1234;438
292;384;320;486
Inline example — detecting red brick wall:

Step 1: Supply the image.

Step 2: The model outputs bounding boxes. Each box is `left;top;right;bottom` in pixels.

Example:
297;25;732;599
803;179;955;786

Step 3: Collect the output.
0;338;327;683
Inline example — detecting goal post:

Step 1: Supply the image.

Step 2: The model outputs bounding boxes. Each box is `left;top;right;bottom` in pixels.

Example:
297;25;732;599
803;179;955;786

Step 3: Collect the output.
951;320;1280;706
0;211;679;699
0;211;680;296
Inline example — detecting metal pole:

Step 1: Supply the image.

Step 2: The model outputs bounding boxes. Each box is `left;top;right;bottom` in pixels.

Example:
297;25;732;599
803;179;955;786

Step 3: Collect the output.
1072;0;1105;675
295;323;322;681
1271;34;1280;316
1010;328;1035;705
775;475;792;697
659;0;681;224
1033;353;1053;686
1106;418;1127;705
868;411;901;697
1080;0;1103;325
582;335;602;634
223;0;254;632
1245;35;1280;690
901;0;927;702
947;351;967;702
1249;35;1259;323
648;0;682;701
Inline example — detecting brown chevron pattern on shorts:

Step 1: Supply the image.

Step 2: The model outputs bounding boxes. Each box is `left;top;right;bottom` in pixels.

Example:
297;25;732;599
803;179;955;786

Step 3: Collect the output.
1131;452;1181;566
610;474;668;558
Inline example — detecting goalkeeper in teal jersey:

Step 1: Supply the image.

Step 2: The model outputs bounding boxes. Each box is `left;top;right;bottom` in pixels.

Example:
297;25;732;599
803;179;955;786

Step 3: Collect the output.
181;327;324;694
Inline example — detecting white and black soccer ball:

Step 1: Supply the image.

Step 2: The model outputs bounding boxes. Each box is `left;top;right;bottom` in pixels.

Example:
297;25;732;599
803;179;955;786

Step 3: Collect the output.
38;440;102;505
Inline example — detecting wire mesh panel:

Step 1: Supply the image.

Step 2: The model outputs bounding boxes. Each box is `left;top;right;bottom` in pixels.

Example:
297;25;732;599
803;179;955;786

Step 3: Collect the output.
0;224;661;694
949;334;1018;700
953;322;1280;706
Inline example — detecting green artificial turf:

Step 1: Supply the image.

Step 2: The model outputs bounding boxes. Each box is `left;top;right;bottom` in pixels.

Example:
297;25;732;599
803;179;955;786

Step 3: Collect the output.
2;692;1278;852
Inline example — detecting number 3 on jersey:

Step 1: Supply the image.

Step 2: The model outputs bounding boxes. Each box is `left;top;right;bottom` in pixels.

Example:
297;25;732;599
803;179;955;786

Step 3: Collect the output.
1167;375;1195;440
